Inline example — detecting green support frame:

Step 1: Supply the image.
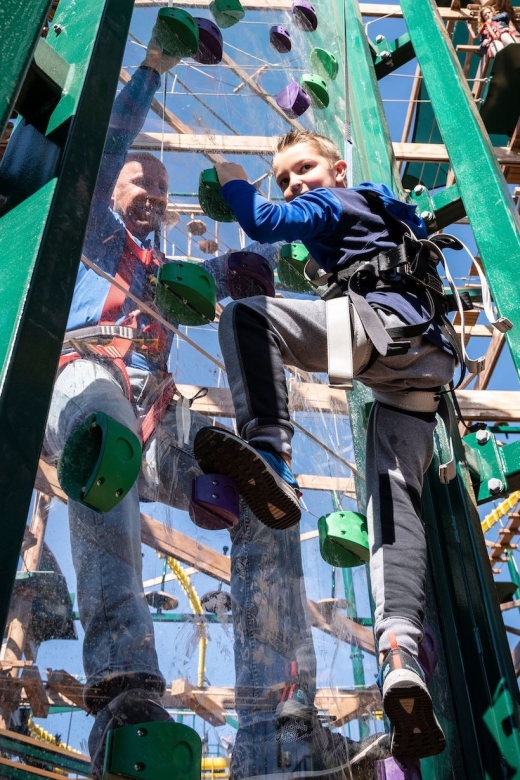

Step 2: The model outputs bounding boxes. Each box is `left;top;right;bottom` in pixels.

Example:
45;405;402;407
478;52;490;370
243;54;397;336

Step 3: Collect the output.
0;0;135;639
343;1;520;777
0;0;54;140
400;0;520;380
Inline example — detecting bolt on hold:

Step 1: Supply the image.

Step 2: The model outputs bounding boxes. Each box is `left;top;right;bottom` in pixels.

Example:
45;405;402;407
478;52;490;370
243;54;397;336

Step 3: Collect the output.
476;429;491;444
487;478;505;495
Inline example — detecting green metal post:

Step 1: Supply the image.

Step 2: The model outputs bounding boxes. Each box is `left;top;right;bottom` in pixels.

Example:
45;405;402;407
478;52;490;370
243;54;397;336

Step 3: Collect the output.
341;1;520;777
399;0;520;379
0;0;134;639
0;0;54;139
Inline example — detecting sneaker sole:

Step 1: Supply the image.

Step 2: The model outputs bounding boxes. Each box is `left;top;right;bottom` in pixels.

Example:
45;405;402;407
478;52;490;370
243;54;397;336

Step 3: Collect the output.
275;700;316;722
383;671;446;759
194;427;301;530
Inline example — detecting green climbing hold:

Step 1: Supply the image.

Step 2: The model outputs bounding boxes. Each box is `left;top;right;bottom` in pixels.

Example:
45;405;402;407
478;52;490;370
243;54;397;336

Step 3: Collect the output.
104;721;202;780
277;243;314;293
156;260;216;326
199;168;236;222
209;0;245;28
57;412;142;514
300;73;329;109
310;48;339;80
318;511;370;568
156;9;200;58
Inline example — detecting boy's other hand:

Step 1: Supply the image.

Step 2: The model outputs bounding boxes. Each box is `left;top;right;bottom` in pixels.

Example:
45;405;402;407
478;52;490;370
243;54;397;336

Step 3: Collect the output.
215;162;248;186
143;26;181;74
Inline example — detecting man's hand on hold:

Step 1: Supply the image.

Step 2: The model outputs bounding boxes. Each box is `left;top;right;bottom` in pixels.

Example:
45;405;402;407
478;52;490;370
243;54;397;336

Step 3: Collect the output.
143;26;181;75
215;162;249;186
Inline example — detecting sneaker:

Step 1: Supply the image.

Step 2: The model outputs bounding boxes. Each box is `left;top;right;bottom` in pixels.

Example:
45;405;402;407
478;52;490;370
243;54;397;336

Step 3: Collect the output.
377;637;446;759
88;689;172;780
194;427;301;529
231;718;389;780
276;685;316;722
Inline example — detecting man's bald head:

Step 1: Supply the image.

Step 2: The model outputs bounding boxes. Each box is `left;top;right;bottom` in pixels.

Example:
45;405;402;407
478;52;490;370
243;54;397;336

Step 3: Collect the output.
112;153;169;239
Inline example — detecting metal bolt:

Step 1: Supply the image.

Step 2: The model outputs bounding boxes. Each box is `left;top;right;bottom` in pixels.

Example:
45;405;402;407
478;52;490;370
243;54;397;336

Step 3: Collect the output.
96;478;104;486
380;50;391;60
413;185;426;196
212;493;219;499
53;23;64;35
134;763;146;772
115;488;123;497
488;478;505;495
420;210;434;222
375;34;384;43
476;429;491;445
137;728;148;737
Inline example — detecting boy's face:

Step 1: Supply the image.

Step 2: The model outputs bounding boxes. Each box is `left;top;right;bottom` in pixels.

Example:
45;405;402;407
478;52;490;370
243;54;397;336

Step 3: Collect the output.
112;157;169;239
272;141;347;202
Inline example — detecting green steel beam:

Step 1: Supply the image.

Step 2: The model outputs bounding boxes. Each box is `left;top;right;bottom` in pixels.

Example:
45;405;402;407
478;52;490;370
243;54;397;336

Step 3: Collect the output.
399;0;520;380
0;0;54;140
0;0;134;640
373;33;415;80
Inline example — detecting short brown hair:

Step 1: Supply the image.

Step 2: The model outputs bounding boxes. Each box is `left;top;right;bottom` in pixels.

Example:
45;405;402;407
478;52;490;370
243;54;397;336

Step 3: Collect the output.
275;130;342;165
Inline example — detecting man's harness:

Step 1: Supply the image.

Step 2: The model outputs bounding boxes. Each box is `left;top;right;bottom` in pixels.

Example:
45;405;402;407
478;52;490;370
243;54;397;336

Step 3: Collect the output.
306;222;512;484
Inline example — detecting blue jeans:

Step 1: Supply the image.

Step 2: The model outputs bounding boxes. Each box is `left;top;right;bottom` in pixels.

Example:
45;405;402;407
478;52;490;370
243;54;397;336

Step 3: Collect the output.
44;359;315;721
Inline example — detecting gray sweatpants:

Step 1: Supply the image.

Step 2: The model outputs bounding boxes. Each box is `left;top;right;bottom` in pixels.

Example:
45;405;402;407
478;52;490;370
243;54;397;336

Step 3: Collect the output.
218;295;455;658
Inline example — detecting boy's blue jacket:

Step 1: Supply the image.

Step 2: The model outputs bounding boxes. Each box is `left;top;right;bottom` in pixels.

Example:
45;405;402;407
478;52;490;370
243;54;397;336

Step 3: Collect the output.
221;179;453;356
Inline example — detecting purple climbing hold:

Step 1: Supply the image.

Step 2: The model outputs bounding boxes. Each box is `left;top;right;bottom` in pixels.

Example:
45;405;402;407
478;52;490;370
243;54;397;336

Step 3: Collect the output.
292;0;318;32
375;756;422;780
189;473;239;530
417;622;439;684
270;25;292;53
226;252;276;299
193;17;224;64
276;81;311;118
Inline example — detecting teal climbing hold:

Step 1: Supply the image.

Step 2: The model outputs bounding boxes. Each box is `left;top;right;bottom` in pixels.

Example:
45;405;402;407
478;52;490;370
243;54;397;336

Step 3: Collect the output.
300;73;329;109
318;511;370;568
198;168;236;223
58;412;142;514
156;261;216;326
310;48;339;80
156;9;199;58
209;0;245;29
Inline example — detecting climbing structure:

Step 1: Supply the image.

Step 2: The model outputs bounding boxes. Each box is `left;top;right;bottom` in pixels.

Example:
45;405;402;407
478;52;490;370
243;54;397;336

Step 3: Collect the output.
1;1;520;779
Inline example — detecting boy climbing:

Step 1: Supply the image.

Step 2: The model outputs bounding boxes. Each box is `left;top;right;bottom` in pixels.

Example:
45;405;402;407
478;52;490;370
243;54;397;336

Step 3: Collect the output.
194;129;457;760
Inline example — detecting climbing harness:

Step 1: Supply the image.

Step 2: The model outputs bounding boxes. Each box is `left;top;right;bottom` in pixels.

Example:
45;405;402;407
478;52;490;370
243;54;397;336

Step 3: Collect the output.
59;229;178;446
310;192;513;483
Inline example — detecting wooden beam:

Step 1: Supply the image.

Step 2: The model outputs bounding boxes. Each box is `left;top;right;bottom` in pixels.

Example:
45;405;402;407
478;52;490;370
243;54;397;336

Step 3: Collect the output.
140;512;232;581
20;666;49;718
170;678;226;726
45;669;88;712
473;330;505;391
177;381;350;416
169;684;379;725
180;385;520;423
133;1;478;21
0;756;71;779
133;132;276;154
393;142;520;167
133;133;520;172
